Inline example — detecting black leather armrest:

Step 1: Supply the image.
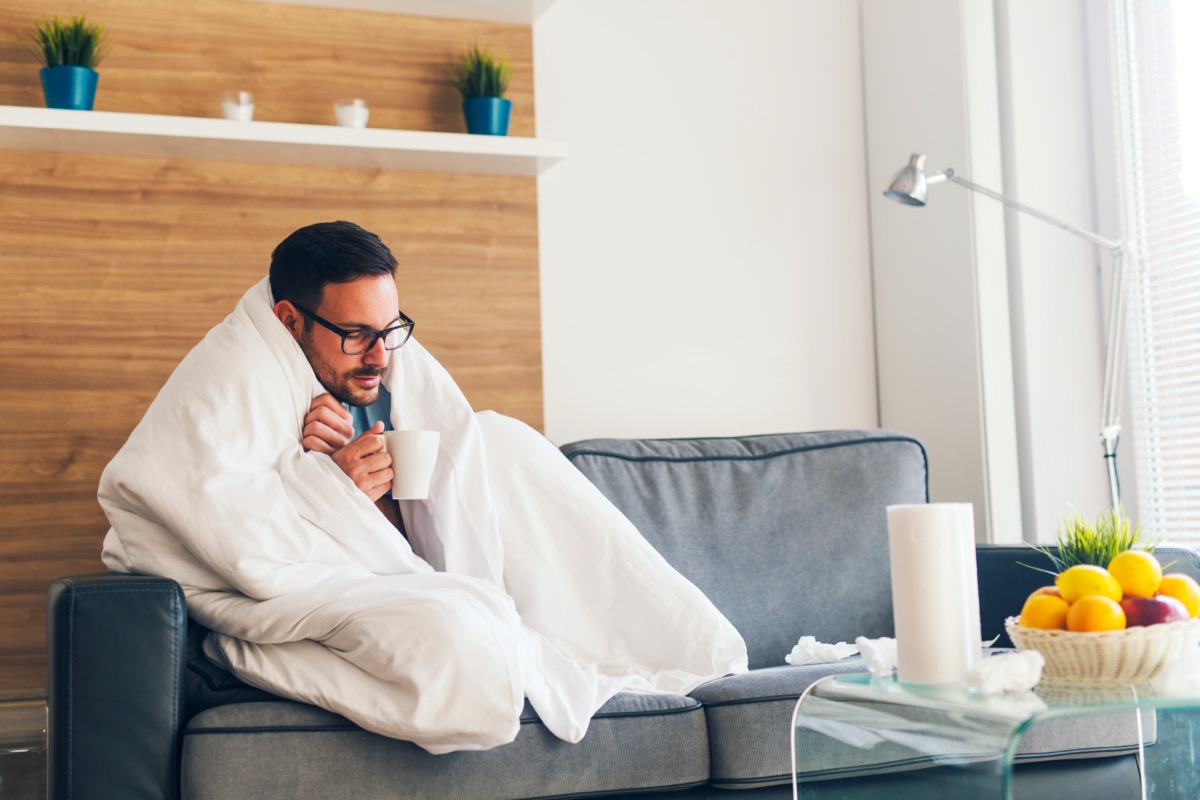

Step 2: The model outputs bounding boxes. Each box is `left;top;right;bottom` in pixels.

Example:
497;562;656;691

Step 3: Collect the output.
976;545;1057;648
976;543;1200;648
48;573;187;800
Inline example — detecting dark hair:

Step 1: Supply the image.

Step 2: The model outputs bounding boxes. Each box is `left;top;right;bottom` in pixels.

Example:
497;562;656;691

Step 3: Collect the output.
269;221;398;311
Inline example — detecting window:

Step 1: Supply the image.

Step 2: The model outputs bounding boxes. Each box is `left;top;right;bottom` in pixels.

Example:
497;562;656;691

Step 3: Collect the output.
1121;0;1200;542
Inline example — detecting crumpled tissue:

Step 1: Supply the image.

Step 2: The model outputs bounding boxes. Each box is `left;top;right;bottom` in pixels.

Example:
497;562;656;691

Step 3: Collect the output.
1152;644;1200;697
855;636;897;678
966;650;1045;694
785;636;858;666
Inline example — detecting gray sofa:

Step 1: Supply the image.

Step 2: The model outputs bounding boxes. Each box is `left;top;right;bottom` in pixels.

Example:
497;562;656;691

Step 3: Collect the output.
48;429;1193;799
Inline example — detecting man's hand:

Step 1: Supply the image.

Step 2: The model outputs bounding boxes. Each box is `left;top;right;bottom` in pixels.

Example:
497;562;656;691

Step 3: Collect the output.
302;393;355;454
330;421;394;502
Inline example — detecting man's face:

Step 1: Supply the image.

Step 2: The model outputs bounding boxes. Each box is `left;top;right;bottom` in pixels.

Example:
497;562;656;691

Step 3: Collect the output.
286;275;401;407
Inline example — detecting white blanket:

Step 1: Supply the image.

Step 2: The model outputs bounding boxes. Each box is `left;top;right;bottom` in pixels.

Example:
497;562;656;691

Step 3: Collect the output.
99;278;747;753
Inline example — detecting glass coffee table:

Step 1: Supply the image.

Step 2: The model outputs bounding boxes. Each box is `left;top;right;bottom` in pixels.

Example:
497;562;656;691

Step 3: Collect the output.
791;674;1200;799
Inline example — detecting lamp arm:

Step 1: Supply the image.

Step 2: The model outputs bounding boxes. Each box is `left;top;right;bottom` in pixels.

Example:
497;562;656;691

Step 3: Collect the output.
888;158;1132;507
933;168;1129;509
942;170;1124;254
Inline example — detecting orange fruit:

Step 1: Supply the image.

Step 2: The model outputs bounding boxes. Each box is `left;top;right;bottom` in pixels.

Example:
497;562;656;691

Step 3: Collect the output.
1107;550;1163;598
1056;564;1122;604
1066;595;1127;632
1158;573;1200;618
1019;593;1070;630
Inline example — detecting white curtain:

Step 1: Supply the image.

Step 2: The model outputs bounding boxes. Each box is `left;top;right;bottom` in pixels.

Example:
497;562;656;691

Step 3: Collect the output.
1119;0;1200;542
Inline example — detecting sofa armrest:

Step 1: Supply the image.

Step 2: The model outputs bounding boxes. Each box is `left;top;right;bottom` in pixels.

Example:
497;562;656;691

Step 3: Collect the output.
48;573;187;800
976;545;1056;648
976;544;1200;648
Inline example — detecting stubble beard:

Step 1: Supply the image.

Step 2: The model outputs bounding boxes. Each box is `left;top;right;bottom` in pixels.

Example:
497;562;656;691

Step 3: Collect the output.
298;329;382;408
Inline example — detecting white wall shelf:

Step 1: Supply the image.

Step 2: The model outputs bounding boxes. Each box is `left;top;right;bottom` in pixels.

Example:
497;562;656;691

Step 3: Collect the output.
257;0;555;24
0;106;565;176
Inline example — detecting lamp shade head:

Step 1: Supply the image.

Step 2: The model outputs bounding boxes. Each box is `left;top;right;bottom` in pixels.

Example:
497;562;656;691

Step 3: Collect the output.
884;153;929;206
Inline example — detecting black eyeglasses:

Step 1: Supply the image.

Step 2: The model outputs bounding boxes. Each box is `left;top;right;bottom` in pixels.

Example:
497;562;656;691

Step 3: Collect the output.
294;304;415;355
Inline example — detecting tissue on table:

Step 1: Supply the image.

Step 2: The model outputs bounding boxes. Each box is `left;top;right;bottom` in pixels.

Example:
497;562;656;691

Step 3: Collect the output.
966;650;1044;694
1152;644;1200;696
855;636;897;678
785;636;858;666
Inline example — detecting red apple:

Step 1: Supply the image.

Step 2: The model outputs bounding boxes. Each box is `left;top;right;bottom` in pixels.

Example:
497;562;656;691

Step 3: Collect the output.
1120;595;1190;627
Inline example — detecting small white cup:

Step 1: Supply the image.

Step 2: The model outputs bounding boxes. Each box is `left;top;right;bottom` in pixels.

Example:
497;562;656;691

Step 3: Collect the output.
219;91;255;122
334;98;369;128
381;430;439;500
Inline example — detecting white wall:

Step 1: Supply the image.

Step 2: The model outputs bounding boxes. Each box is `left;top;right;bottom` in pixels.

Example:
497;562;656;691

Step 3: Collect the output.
862;0;1023;543
533;1;1132;542
533;1;878;445
998;0;1136;538
862;0;1132;543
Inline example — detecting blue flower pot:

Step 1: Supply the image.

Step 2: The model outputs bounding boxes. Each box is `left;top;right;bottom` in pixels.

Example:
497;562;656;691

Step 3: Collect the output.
462;97;512;136
40;66;99;111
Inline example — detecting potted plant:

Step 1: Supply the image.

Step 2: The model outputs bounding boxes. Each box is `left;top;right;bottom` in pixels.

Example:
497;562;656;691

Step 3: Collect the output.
1026;507;1155;573
449;44;512;136
27;14;109;111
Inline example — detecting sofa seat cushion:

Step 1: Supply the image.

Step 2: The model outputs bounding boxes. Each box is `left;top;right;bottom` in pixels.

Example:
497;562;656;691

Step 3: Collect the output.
181;692;708;800
690;661;873;788
691;661;1150;790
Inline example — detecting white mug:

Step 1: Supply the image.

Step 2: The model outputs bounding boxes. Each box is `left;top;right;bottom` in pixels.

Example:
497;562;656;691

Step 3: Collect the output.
381;430;439;500
334;98;369;128
219;91;255;121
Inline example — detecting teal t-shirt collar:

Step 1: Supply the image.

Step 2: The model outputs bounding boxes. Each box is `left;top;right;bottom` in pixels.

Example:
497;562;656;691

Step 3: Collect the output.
346;384;393;437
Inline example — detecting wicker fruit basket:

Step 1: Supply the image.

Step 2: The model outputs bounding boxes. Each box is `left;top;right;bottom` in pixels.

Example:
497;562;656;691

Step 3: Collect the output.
1005;617;1200;684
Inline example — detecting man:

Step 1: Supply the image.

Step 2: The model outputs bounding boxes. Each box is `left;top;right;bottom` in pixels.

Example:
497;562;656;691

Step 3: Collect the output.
99;221;747;754
269;221;411;531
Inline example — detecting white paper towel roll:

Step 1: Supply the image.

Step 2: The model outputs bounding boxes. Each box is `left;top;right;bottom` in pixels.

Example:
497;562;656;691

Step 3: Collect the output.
887;503;982;685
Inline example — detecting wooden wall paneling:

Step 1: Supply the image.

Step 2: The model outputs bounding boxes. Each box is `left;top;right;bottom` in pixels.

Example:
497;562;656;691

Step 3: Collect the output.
0;1;541;693
0;0;535;136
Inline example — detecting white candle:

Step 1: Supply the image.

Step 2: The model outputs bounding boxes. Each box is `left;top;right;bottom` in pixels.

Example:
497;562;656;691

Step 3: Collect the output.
887;503;981;684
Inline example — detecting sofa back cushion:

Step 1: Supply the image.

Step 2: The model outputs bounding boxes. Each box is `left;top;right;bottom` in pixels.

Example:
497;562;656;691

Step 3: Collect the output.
561;430;928;670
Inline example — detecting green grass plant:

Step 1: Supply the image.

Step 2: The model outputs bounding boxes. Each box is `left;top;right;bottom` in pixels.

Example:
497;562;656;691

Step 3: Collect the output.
449;44;511;100
27;15;109;70
1021;507;1159;577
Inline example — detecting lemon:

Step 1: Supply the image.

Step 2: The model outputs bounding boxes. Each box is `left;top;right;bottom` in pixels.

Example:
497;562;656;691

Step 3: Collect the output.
1055;564;1122;604
1107;550;1163;599
1159;573;1200;618
1019;593;1069;630
1066;595;1126;632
